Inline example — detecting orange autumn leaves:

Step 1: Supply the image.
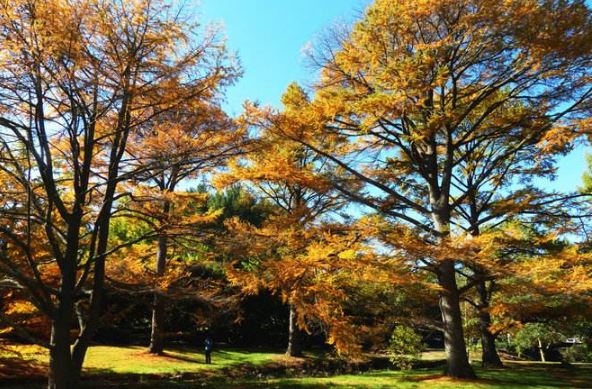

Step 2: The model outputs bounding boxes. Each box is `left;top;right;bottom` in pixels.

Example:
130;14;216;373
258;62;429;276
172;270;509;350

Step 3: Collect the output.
1;0;592;368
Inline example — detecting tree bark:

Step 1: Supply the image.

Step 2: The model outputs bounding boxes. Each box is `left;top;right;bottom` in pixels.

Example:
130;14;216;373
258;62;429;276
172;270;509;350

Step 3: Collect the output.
432;208;476;379
48;243;81;389
537;338;546;362
476;280;503;368
438;260;476;378
48;321;76;389
149;233;168;354
286;305;303;357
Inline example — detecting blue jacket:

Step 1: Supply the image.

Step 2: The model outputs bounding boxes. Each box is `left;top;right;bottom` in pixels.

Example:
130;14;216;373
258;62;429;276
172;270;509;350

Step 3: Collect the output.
204;338;213;352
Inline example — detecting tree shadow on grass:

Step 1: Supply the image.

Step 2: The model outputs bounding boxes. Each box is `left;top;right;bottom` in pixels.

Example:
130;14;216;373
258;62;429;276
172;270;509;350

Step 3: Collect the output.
470;365;591;388
0;356;47;389
158;351;203;364
4;352;591;389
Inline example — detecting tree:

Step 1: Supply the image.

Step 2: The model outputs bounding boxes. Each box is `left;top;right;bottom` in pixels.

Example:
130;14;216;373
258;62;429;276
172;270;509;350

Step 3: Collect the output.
100;186;269;348
0;0;229;386
267;0;592;378
453;123;592;367
109;189;222;351
513;323;564;362
484;223;592;332
124;57;243;354
218;84;349;356
464;220;592;364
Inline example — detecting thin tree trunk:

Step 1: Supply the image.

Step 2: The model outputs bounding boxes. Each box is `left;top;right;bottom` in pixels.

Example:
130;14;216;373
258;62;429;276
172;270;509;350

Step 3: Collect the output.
438;260;476;378
476;280;503;368
468;204;503;369
537;338;546;362
149;233;168;354
286;305;303;357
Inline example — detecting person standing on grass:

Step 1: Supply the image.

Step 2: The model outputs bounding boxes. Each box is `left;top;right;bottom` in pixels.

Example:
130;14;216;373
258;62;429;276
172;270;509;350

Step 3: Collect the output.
204;336;213;364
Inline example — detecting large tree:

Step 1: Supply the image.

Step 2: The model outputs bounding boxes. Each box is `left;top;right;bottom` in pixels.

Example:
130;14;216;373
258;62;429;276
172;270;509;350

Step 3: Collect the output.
125;74;244;355
219;84;348;356
268;0;592;378
0;0;228;387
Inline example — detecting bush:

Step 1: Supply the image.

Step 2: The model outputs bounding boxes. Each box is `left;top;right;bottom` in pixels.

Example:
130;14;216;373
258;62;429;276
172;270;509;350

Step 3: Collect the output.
561;343;592;363
387;325;424;370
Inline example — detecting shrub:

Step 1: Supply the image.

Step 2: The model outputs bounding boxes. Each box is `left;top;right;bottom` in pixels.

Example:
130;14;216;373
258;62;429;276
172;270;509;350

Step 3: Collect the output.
387;325;424;370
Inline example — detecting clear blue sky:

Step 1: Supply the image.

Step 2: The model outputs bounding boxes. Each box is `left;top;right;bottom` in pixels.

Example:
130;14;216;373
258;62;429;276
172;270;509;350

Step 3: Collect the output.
199;0;369;113
198;0;588;192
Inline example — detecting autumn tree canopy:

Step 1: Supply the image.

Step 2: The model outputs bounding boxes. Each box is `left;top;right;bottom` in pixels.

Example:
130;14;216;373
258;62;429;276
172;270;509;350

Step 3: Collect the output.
121;50;244;355
0;0;237;387
1;0;592;387
263;0;592;378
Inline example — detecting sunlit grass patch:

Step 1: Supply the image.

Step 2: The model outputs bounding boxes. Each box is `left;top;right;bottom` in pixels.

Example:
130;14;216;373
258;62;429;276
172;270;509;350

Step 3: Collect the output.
0;343;283;377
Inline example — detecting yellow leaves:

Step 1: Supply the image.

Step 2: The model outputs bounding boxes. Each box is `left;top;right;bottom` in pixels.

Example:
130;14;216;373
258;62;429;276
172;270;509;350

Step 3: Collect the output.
107;241;190;291
130;101;245;174
337;249;357;261
281;83;310;112
511;245;592;295
124;185;219;235
0;0;87;66
488;192;536;218
222;216;405;355
5;300;37;316
364;216;486;267
537;125;581;154
326;320;363;356
509;0;592;62
107;242;152;281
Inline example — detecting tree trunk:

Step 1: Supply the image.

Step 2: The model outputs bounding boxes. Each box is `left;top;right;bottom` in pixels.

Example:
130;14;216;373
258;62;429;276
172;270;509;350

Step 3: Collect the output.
438;260;476;378
432;208;475;379
48;319;79;389
48;252;81;389
479;312;503;368
537;338;546;362
286;305;303;357
476;280;503;368
149;233;168;354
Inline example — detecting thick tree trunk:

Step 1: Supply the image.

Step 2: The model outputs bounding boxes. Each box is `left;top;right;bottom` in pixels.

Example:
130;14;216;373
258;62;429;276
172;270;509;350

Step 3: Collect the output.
48;319;79;389
149;234;168;354
48;253;81;389
286;305;303;357
69;204;112;382
476;280;503;368
432;208;475;379
438;260;476;378
479;313;502;368
47;286;87;389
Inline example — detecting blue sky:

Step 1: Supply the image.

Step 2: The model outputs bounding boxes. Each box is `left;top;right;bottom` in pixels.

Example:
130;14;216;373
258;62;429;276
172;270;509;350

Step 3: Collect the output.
198;0;588;192
199;0;369;113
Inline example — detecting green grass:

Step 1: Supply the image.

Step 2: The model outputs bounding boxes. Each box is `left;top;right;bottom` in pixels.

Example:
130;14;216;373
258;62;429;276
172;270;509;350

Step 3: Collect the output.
99;365;592;388
1;343;283;376
241;366;591;388
2;344;591;388
84;345;280;374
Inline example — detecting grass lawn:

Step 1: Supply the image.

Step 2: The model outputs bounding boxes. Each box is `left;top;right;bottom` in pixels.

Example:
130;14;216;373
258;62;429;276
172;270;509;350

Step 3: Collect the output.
1;344;590;388
232;366;592;389
0;343;282;376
